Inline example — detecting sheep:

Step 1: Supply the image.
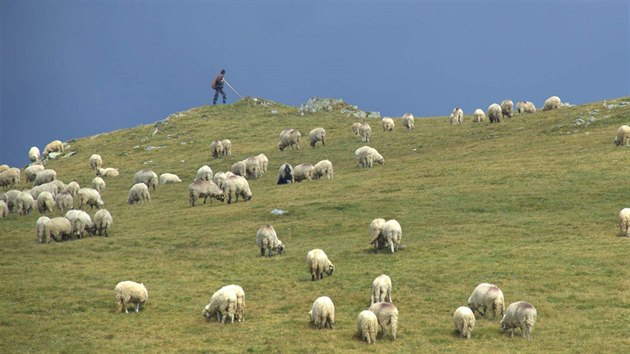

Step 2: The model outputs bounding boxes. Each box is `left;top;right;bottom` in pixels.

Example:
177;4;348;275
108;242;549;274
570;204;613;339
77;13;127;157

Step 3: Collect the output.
369;218;387;252
64;181;80;198
45;217;73;242
278;128;301;151
516;101;536;114
29;146;41;162
35;216;50;243
210;140;224;159
0;200;9;218
293;163;314;182
614;125;630;147
230;161;246;177
133;169;158;191
368;301;398;340
115;281;148;314
256;224;284;257
188;180;225;206
50;180;66;194
467;282;505;320
93;208;113;236
500;301;537;341
221;285;245;322
402;113;415;130
0;169;20;188
43;139;64;158
128;183;150;205
358;122;371;142
313;160;333;180
355;146;384;168
92;176;106;193
36;191;55;214
351;122;362;136
96;167;119;177
89;154;103;170
78;187;104;209
256;153;269;173
16;191;35;215
487;103;502;123
371;274;393;304
309;127;326;147
30;182;60;200
65;209;95;238
212;171;230;189
159;173;182;185
2;189;21;212
618;208;630;237
382;219;402;253
221;139;232;156
501;99;513;118
0;164;8;172
222;175;252;204
356;310;379;344
202;286;238;324
54;191;73;212
276;163;294;185
543;95;561;111
382;117;394;131
306;249;334;281
308;296;335;329
24;164;45;183
472;108;485;123
453;306;475;340
244;156;264;180
449;107;464;125
196;165;213;181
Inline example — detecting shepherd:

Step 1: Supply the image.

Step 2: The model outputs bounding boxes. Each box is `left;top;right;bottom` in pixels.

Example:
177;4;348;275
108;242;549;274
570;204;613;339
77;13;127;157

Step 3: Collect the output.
212;69;227;105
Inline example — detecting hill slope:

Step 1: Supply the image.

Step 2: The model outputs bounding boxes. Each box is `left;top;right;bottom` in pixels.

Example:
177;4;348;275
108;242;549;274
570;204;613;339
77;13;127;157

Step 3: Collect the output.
1;97;629;353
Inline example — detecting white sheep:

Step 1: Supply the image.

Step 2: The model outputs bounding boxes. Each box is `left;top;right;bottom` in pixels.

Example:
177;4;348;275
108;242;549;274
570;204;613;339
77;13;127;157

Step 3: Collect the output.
54;191;73;212
203;286;238;324
92;176;106;193
29;182;59;201
355;146;384;168
89;154;103;170
0;200;8;219
278;128;302;151
221;285;245;322
0;164;8;172
210;140;224;159
614;125;630;147
29;146;41;162
356;310;378;343
45;217;73;242
159;173;182;184
65;209;95;238
276;163;294;184
196;165;213;181
306;249;335;281
371;274;393;304
256;224;284;257
309;127;326;147
24;164;45;183
244;156;264;180
222;175;252;204
358;122;371;142
487;103;502;123
33;169;57;186
0;169;20;188
36;191;55;214
64;181;80;198
543;95;561;111
230;160;246;177
368;301;398;339
313;160;333;180
382;219;402;253
188;180;225;206
133;169;158;191
256;153;268;173
93;208;113;236
293;163;314;182
43;139;64;158
402;113;415;130
35;216;51;243
16;191;35;215
472;108;485;123
467;282;505;320
500;301;537;341
212;171;230;189
97;167;119;177
2;189;21;213
128;183;150;205
78;187;104;209
308;296;335;329
516;101;536;114
618;208;630;237
453;306;475;340
221;139;232;156
449;107;464;125
50;180;66;194
369;218;387;252
501;99;513;118
351;122;362;136
115;281;148;314
382;117;394;131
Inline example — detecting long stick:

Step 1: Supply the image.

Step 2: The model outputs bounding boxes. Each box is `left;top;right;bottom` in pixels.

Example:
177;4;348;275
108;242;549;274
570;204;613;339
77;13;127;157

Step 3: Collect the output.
223;79;244;98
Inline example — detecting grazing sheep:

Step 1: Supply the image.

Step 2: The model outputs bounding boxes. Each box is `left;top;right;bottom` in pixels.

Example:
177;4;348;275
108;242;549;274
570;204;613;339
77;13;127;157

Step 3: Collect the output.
188;180;225;206
294;163;314;182
487;103;502;123
371;274;393;304
516;101;536;114
16;191;35;215
133;169;158;191
0;200;8;218
278;128;302;151
30;182;60;200
453;306;475;340
43;139;64;158
0;164;8;172
308;296;335;329
210;140;224;159
244;156;264;180
89;154;103;170
351;122;362;136
276;163;294;185
36;191;55;214
500;301;537;341
473;108;485;123
313;160;333;180
50;180;66;194
306;249;335;281
382;117;394;131
25;164;45;183
203;286;238;324
55;192;73;212
221;139;232;156
256;224;284;257
212;171;231;189
45;217;73;242
2;189;21;213
93;208;113;236
78;188;104;209
355;146;384;168
221;285;245;322
382;219;402;253
97;167;119;177
159;173;182;185
65;209;95;238
29;146;41;162
614;125;630;147
449;107;464;125
0;169;20;188
402;113;415;130
231;161;245;176
618;208;630;237
501;99;513;118
358;122;371;142
115;281;148;314
64;181;80;198
196;165;213;181
467;283;505;320
543;95;561;111
309;127;326;147
368;301;398;340
369;218;387;252
222;175;252;204
92;176;106;193
256;153;269;173
356;310;379;344
128;183;150;205
35;216;51;243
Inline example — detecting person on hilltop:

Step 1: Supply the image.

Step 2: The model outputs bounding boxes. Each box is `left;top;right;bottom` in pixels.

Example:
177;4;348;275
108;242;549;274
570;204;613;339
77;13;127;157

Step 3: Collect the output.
212;69;227;105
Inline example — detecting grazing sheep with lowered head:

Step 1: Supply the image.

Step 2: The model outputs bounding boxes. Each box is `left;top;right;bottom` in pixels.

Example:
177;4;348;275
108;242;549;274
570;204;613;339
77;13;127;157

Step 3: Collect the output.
64;181;80;198
203;286;238;324
16;191;35;215
210;140;224;159
501;99;513;118
351;122;362;136
382;219;402;253
0;169;20;188
115;281;148;314
358;122;371;142
29;146;41;162
614;125;630;147
89;154;103;170
402;113;415;130
543;95;561;111
294;163;314;182
37;191;55;214
92;176;106;193
25;164;45;183
308;296;335;329
487;103;502;123
516;101;536;114
467;282;505;320
0;200;8;219
221;139;232;156
188;180;224;206
618;208;630;237
78;188;104;209
196;165;213;181
473;108;485;123
356;310;378;343
278;129;302;151
133;169;158;191
244;156;264;180
369;218;387;252
355;146;384;168
309;127;326;147
94;208;113;236
55;192;73;212
368;301;398;340
313;160;333;180
222;175;252;204
500;301;537;341
43;140;64;158
33;169;57;186
230;160;246;177
128;183;150;205
256;224;284;257
35;216;51;243
306;248;334;281
449;107;464;125
382;118;394;131
453;306;475;340
65;209;95;238
45;217;73;242
276;163;294;185
371;274;393;304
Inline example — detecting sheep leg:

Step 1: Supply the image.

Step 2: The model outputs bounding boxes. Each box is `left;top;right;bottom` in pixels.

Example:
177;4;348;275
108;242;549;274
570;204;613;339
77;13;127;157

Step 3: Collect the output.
135;303;140;313
203;195;208;205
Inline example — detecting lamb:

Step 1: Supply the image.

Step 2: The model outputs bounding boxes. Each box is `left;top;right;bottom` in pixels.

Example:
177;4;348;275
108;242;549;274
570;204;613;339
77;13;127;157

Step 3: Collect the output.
382;117;394;131
0;200;8;218
244;156;264;180
308;296;335;329
293;163;314;182
25;164;45;183
309;127;326;147
453;306;475;340
36;191;55;214
371;274;393;304
351;122;362;136
43;139;64;158
93;208;113;236
97;167;119;177
221;285;245;322
449;107;464;125
221;139;232;156
78;187;104;209
210;140;224;159
369;218;387;252
256;224;284;257
128;183;151;205
618;208;630;237
54;192;73;212
230;161;245;177
29;146;41;162
355;146;384;168
358;122;371;142
356;310;379;344
368;301;398;339
614;125;630;147
402;113;415;130
543;95;561;111
35;216;51;243
501;99;513;118
276;163;294;184
196;165;213;181
159;173;182;184
202;286;238;324
382;219;402;253
313;160;333;180
115;281;148;314
0;169;20;188
256;153;268;173
89;154;103;170
65;209;95;238
472;108;485;123
133;169;158;191
222;175;252;204
16;191;35;215
467;282;505;320
516;101;536;114
500;301;537;341
45;217;73;242
306;248;335;281
92;176;106;193
278;128;302;151
487;103;502;123
188;180;225;206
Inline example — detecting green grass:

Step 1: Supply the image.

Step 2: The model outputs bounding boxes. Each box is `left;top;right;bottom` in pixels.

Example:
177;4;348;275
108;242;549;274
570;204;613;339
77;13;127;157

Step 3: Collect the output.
1;97;629;353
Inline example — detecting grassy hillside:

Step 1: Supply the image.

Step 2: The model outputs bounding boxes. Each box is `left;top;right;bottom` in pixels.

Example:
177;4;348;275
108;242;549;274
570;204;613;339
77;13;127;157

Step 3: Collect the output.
1;97;629;353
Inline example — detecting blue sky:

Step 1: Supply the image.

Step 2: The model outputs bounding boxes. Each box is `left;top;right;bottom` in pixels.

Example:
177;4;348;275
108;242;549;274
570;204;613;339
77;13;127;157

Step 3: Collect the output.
1;0;628;167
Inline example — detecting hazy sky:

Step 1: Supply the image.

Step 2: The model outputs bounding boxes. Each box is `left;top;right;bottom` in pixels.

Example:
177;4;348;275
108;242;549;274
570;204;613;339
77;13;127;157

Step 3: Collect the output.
1;0;628;167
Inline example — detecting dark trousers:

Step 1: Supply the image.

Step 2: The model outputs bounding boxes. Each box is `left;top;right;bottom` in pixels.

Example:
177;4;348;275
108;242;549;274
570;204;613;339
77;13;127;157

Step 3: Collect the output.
213;88;226;104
